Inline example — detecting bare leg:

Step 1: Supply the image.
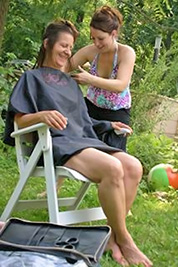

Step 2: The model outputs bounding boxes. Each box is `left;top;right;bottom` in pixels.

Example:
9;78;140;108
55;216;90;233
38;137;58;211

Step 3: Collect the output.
64;148;152;266
105;152;143;263
37;177;64;198
113;152;142;213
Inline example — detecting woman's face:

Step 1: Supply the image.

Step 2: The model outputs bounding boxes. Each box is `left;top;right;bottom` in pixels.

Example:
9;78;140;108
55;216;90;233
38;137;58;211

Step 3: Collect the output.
90;27;116;52
44;32;74;70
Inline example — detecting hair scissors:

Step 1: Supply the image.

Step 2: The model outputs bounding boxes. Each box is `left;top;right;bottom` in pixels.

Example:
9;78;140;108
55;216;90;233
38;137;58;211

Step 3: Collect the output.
55;236;79;249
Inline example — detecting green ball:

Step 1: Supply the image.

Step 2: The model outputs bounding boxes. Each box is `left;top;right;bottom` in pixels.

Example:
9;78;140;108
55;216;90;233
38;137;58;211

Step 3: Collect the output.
148;164;169;191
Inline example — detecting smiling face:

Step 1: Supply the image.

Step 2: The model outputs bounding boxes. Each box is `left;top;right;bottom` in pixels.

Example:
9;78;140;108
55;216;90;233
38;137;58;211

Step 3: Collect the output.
90;27;117;53
43;32;74;70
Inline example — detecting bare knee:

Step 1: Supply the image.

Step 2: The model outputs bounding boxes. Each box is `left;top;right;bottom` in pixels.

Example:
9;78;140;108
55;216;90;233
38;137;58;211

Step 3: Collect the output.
131;157;142;179
102;159;124;187
114;153;143;183
125;155;143;183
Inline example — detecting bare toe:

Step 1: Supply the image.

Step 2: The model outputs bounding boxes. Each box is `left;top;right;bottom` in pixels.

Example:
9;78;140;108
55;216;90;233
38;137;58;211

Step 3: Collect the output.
120;244;152;267
106;233;129;266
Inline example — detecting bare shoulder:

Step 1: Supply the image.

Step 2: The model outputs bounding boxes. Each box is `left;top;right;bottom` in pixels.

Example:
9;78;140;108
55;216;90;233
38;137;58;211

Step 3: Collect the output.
117;43;136;61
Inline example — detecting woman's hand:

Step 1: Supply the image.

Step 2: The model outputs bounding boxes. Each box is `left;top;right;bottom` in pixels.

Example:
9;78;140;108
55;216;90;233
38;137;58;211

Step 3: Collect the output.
40;110;68;130
71;65;93;85
111;121;133;136
15;111;68;130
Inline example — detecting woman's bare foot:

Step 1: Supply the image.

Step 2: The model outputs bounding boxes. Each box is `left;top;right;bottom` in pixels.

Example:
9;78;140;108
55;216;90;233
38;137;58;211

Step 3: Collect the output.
117;234;153;267
106;232;129;266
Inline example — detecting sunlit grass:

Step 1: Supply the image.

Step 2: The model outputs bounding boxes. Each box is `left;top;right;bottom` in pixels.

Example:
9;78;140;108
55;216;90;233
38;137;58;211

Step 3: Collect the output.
0;143;178;266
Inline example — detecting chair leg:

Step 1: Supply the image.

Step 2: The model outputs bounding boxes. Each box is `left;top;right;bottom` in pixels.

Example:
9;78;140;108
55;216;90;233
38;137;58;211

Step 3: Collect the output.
43;150;60;224
1;140;43;221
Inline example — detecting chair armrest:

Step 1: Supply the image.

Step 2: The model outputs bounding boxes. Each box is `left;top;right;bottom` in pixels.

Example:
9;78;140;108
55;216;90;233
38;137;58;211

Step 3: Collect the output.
11;123;49;138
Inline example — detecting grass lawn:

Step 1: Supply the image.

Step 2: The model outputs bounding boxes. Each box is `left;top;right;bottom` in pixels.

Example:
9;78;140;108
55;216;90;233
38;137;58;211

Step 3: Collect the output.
0;143;178;267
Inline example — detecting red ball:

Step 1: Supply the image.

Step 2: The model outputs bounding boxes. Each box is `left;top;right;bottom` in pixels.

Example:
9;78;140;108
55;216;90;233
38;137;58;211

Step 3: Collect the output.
166;165;178;189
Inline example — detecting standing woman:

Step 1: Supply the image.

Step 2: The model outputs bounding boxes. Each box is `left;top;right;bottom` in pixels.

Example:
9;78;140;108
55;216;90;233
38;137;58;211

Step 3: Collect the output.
68;5;135;151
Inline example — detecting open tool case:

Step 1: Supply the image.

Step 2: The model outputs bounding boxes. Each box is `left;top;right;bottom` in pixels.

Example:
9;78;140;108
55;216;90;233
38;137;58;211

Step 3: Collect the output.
0;218;111;266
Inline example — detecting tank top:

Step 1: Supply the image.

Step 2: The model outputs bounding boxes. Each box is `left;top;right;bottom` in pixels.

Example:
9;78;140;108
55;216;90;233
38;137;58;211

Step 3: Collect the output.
87;49;131;111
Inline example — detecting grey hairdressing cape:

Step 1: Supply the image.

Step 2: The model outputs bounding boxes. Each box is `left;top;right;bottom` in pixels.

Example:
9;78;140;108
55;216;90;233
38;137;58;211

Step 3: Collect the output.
4;67;120;166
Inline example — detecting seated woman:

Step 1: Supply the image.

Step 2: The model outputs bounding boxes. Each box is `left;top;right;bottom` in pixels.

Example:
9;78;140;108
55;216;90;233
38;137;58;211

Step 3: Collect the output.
4;19;152;267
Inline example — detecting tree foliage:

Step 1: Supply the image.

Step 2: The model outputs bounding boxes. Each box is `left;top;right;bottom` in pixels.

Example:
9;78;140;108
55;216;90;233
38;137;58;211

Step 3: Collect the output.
1;0;178;134
2;0;178;64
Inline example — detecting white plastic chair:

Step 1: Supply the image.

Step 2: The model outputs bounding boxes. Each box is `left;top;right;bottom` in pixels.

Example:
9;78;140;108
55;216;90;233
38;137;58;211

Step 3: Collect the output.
0;122;106;225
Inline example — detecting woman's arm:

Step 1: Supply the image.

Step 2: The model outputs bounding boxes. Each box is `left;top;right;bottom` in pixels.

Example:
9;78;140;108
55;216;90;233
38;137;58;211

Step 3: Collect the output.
67;45;95;72
15;111;68;130
72;45;136;92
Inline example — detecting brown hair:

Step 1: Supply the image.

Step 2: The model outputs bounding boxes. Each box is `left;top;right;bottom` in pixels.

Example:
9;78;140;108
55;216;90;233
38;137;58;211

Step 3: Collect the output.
90;5;123;34
35;19;79;68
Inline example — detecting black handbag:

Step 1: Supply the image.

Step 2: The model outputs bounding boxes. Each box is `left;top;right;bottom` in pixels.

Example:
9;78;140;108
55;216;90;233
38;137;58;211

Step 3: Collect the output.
0;218;111;266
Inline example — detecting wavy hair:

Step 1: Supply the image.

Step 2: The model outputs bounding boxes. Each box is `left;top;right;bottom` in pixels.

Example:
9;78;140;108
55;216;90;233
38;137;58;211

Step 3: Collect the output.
90;5;123;33
34;19;79;68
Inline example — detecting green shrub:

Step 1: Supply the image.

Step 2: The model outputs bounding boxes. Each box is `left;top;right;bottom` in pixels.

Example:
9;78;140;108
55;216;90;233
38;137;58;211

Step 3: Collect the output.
127;133;178;177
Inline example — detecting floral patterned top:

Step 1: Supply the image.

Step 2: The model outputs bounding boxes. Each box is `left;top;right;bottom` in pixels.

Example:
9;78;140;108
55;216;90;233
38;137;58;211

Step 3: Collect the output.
87;50;131;110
